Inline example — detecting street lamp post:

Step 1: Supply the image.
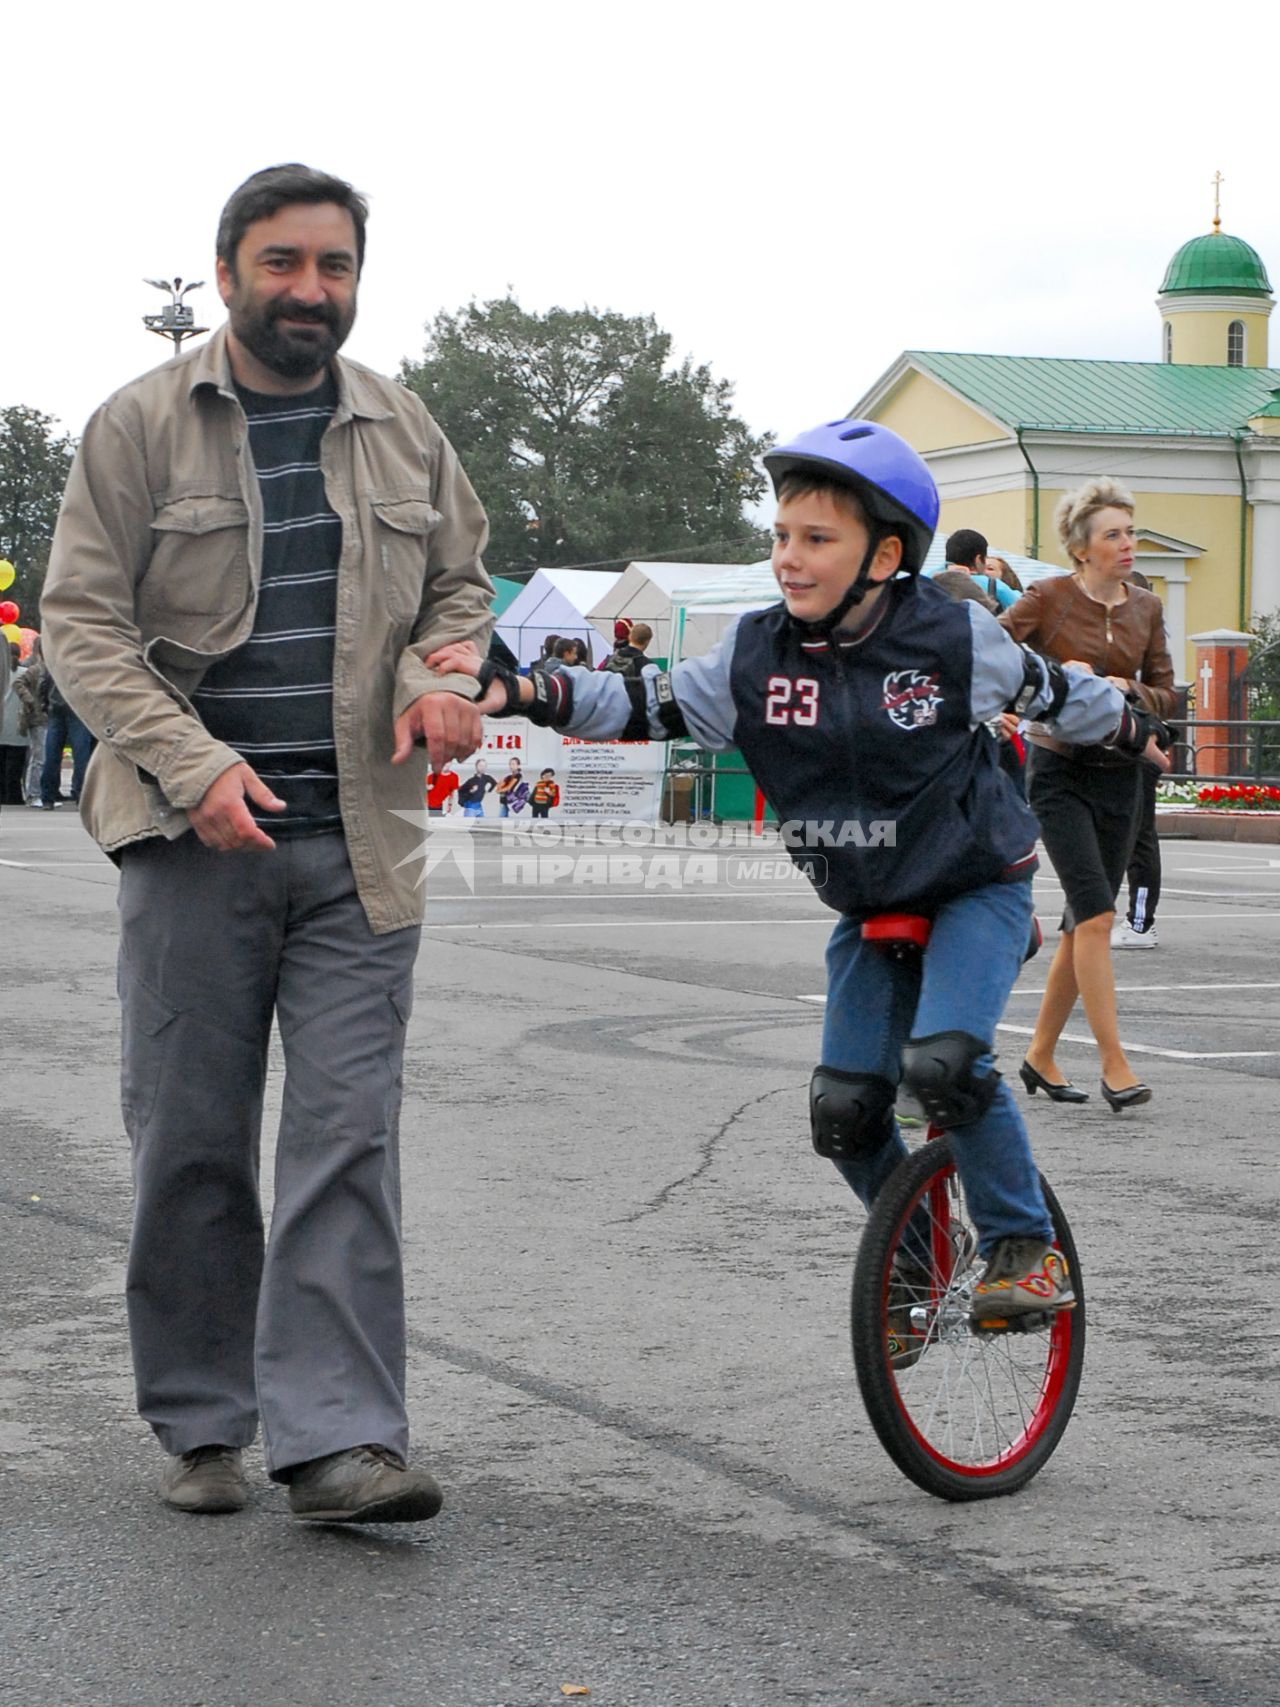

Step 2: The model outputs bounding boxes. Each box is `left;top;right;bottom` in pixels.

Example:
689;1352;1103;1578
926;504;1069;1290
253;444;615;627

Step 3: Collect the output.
142;277;208;357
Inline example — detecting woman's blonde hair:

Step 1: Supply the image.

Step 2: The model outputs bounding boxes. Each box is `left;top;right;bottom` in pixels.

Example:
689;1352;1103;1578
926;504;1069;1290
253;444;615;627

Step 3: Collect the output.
1054;477;1134;569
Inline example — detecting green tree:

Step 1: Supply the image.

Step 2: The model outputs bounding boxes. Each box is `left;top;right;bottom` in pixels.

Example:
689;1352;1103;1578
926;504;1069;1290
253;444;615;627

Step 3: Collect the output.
0;405;77;617
400;298;772;576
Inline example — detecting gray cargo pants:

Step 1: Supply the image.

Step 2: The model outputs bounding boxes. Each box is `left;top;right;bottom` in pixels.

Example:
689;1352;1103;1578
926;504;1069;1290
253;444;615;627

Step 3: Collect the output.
117;830;420;1479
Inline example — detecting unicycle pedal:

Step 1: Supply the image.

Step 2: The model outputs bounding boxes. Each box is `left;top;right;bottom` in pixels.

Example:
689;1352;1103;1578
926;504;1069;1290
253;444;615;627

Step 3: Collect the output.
971;1307;1067;1336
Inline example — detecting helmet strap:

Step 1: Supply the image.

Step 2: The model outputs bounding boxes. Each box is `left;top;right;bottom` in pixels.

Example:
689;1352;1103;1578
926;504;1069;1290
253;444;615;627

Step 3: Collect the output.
801;527;888;637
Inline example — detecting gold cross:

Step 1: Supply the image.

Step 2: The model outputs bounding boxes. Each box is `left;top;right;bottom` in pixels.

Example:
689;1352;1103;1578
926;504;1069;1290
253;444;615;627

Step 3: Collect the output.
1212;169;1224;232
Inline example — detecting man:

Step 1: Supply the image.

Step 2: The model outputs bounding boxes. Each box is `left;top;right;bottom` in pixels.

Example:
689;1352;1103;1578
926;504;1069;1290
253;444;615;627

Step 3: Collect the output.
601;618;652;676
38;666;96;808
42;164;492;1524
943;528;1017;611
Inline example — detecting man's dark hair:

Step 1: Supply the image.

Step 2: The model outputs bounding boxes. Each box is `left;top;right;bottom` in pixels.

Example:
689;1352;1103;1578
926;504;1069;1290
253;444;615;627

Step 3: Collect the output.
217;164;369;277
945;528;988;568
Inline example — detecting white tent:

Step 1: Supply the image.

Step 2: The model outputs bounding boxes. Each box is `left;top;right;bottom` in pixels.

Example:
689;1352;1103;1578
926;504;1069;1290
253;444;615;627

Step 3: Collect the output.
495;569;622;667
586;562;752;659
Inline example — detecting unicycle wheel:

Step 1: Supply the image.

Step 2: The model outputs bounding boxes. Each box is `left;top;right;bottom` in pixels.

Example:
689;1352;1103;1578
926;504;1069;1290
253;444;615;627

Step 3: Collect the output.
850;1136;1085;1501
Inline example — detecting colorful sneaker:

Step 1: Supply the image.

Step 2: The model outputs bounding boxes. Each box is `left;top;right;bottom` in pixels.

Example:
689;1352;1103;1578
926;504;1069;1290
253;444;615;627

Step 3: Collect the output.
1111;921;1158;950
970;1238;1075;1328
887;1254;932;1370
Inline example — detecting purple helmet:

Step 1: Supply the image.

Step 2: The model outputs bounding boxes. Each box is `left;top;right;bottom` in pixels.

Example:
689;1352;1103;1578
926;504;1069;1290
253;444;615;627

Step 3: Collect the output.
763;419;939;574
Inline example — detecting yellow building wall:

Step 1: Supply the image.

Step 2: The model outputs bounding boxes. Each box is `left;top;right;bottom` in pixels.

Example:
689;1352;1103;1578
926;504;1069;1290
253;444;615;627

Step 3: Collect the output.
873;370;1006;453
936;490;1029;557
1164;308;1270;367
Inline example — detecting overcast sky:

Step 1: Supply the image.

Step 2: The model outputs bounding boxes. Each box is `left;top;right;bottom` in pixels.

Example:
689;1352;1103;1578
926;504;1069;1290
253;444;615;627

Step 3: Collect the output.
8;0;1278;450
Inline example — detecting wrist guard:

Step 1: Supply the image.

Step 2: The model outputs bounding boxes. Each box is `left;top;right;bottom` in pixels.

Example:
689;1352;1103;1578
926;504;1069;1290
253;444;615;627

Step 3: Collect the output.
476;659;573;728
1107;702;1170;758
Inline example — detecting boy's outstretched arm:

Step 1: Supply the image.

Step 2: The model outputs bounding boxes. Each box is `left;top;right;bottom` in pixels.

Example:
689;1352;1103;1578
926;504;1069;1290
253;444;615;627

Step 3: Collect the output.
965;604;1171;772
424;632;742;750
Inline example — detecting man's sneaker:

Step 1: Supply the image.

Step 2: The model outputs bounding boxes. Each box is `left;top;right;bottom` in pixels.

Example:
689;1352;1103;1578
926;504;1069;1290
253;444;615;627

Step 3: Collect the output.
970;1238;1075;1327
287;1445;443;1524
887;1254;932;1370
160;1445;249;1514
1112;921;1158;950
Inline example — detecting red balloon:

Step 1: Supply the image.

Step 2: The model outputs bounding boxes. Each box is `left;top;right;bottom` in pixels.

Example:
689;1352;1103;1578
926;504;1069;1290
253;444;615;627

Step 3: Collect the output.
0;601;17;624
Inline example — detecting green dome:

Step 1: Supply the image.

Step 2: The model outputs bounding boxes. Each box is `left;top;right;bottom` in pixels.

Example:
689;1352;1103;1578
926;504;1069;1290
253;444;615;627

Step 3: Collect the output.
1160;231;1272;297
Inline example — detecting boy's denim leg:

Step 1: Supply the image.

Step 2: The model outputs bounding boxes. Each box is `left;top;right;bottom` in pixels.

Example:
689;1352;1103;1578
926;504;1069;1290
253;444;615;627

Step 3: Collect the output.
913;879;1053;1253
821;915;918;1211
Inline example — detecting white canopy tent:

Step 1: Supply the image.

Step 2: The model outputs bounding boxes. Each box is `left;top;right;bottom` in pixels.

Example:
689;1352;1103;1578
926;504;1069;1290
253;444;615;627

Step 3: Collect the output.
669;548;1069;662
495;569;622;667
586;562;752;660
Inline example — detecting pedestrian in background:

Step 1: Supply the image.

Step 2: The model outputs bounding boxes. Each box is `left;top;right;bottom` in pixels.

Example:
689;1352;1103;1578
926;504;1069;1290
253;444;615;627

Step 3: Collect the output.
0;640;27;804
943;528;1018;611
1001;478;1176;1109
986;553;1024;595
13;636;49;805
1113;568;1163;949
39;669;95;809
42;163;492;1526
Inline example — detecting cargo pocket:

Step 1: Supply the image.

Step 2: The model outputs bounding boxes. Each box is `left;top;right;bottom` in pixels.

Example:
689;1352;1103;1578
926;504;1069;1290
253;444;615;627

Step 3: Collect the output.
142;495;251;624
119;977;181;1136
371;496;438;623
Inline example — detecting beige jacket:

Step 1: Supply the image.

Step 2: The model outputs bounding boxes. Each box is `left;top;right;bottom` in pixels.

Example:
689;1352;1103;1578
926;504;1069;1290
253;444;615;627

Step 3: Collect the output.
42;328;493;932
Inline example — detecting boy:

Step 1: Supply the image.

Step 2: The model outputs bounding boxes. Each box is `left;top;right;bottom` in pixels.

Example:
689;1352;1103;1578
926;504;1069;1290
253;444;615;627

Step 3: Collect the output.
428;419;1168;1324
529;768;560;818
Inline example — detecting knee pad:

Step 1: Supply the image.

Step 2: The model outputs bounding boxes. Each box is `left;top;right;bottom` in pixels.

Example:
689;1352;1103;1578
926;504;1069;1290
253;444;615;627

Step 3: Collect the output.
900;1032;998;1129
809;1068;896;1161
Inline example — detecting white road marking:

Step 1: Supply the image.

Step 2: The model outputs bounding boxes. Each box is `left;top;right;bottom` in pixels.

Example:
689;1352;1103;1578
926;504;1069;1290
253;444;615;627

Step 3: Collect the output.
994;1024;1278;1060
795;1000;1279;1058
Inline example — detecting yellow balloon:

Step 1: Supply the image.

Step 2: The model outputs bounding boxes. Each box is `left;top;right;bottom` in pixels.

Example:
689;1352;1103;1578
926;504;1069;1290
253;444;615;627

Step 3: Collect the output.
1;622;21;644
0;561;14;592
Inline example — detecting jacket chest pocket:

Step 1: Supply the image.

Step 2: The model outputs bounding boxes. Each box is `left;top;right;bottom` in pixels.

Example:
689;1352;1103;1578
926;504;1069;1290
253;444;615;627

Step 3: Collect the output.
142;495;250;623
371;495;439;623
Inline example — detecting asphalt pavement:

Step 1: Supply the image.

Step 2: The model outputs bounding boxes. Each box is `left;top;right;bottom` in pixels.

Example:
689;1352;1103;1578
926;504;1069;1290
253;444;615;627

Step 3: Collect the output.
3;808;1278;1707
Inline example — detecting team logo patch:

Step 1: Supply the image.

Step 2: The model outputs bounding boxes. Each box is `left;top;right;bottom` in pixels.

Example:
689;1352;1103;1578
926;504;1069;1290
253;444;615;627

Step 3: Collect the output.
882;670;944;730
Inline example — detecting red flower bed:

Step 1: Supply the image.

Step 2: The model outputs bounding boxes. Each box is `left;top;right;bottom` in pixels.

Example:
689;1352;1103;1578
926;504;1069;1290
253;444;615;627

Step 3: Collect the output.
1198;783;1280;811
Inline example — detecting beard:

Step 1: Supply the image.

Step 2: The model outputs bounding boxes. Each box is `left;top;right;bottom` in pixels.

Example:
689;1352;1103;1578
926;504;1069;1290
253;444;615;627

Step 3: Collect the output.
229;288;356;380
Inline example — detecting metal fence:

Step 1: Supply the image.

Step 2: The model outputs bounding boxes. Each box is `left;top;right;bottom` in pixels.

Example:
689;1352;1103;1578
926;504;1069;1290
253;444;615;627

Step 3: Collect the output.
1165;718;1280;785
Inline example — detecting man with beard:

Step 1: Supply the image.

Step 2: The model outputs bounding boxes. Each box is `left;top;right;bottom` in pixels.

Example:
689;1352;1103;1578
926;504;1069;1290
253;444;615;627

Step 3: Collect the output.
41;164;493;1524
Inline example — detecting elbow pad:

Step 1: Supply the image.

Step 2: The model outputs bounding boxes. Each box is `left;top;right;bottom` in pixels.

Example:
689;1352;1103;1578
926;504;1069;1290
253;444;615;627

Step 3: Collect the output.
1010;646;1068;719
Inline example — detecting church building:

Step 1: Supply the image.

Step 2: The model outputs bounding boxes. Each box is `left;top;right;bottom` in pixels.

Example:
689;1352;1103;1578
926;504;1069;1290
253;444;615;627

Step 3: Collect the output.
852;198;1280;679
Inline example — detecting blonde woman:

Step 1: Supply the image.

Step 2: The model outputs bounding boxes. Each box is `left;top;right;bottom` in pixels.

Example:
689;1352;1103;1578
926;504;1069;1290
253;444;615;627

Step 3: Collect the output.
1001;479;1176;1110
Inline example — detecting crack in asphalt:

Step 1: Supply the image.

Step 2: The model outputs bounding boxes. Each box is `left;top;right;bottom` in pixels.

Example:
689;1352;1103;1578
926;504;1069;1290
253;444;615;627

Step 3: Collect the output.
3;1186;1275;1704
612;1083;804;1227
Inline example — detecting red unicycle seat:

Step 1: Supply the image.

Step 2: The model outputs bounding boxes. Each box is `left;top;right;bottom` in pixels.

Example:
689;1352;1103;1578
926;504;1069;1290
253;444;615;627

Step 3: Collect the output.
860;913;932;956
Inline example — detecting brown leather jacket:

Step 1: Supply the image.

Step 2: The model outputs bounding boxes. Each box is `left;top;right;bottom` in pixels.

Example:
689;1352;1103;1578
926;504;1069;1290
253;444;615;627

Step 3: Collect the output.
1000;573;1177;763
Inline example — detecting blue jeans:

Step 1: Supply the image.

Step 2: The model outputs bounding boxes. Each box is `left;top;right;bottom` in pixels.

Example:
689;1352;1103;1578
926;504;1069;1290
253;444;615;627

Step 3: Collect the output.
41;704;95;805
821;878;1051;1253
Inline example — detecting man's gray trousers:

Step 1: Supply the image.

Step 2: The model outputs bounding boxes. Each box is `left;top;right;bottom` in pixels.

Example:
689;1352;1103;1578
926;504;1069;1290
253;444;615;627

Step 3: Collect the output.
117;830;420;1479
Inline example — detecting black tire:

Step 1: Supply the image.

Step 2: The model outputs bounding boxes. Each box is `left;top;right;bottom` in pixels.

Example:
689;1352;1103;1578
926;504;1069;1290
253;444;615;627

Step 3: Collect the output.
851;1136;1085;1501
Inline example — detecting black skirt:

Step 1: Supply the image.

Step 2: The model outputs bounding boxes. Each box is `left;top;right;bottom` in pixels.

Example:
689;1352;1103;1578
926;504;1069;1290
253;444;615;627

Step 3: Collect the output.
1027;747;1142;932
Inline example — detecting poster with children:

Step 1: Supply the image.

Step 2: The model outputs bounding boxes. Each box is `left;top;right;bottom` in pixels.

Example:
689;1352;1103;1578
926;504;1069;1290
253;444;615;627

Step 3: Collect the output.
449;719;664;824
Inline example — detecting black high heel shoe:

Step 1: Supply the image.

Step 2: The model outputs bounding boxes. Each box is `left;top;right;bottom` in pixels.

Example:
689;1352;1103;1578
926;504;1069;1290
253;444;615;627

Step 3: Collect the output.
1019;1060;1089;1104
1100;1080;1152;1113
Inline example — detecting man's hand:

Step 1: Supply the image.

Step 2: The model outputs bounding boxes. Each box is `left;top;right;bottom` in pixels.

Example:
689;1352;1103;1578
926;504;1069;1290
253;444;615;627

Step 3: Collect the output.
393;691;484;772
424;642;483;680
188;762;286;852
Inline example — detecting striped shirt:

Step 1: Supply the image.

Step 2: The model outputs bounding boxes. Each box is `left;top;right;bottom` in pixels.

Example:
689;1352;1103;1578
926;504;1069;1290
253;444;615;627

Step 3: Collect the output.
193;375;342;835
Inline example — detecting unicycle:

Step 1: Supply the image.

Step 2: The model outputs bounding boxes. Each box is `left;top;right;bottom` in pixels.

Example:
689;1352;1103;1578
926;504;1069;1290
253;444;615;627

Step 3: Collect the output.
848;914;1086;1501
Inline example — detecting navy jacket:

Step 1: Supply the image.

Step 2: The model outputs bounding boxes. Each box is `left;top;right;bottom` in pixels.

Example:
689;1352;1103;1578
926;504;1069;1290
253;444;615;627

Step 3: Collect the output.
558;576;1129;920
